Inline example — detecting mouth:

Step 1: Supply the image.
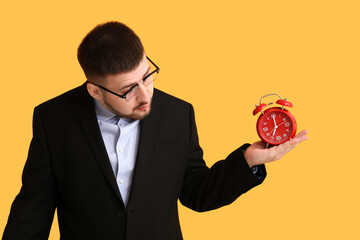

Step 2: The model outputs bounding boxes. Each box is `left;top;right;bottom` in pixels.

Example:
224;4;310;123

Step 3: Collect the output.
136;103;149;111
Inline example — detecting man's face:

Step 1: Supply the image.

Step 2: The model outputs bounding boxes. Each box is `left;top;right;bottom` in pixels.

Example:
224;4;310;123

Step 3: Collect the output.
91;55;154;120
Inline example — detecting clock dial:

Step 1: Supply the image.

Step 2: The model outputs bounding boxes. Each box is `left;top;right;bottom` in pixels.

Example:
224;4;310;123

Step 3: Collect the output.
257;109;294;145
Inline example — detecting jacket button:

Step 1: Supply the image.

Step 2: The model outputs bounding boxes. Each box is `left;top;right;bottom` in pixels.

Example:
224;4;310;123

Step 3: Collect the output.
117;210;125;217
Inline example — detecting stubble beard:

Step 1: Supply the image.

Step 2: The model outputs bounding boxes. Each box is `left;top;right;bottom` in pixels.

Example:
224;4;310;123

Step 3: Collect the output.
128;102;152;120
104;98;152;121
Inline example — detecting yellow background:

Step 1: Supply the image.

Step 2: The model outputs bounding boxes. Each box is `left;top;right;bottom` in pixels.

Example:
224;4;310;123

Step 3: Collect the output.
1;0;359;239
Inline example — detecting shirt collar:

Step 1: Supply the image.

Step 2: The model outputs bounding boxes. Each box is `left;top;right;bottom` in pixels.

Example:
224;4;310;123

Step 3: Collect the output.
94;99;116;122
94;99;135;125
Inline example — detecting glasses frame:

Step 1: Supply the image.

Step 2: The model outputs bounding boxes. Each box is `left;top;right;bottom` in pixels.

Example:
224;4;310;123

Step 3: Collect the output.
87;56;159;101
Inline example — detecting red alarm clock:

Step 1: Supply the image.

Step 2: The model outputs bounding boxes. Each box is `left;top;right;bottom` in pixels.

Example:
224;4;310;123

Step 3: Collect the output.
253;93;297;146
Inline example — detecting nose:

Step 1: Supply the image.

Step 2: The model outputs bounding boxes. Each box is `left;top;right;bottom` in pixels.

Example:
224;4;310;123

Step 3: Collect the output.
136;82;151;102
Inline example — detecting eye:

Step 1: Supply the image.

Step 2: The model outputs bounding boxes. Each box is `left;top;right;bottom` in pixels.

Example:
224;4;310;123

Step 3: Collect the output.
119;87;131;95
143;74;151;82
143;71;158;85
122;83;139;95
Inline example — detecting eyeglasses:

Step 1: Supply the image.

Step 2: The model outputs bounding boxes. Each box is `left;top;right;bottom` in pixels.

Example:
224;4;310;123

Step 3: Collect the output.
87;56;159;102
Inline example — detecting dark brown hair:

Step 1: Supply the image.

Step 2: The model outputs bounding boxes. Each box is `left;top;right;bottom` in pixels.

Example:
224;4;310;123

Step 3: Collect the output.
77;22;144;79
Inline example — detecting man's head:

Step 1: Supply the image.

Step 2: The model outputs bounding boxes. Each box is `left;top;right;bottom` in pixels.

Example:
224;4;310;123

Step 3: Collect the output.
78;21;145;80
78;22;155;120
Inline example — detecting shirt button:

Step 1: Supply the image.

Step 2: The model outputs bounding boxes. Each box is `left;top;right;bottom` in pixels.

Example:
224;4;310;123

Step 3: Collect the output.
119;179;124;184
120;124;125;127
119;148;124;153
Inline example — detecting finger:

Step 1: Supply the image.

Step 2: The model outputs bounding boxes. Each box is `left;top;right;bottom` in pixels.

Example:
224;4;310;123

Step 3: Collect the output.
278;141;294;156
292;130;309;144
277;130;308;155
272;137;299;160
294;130;309;140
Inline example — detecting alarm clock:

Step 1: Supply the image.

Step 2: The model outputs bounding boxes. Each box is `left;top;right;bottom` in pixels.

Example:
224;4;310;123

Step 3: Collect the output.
253;93;297;146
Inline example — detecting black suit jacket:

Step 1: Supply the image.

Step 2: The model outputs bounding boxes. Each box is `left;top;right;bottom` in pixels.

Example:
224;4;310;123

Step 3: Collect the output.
3;84;266;240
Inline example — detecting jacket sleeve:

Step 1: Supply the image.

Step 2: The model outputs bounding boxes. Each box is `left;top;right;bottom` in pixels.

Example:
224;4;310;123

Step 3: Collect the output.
179;104;266;212
2;107;56;240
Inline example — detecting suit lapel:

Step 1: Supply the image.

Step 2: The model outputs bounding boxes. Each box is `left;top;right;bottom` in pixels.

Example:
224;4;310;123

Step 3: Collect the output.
72;84;124;203
128;90;160;204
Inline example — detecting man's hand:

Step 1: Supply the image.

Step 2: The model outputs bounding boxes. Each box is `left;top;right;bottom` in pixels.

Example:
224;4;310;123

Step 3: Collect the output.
244;130;309;168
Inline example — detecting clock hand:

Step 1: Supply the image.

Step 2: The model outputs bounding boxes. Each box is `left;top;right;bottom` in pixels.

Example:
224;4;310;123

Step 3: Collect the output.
270;121;288;137
272;115;277;127
270;127;276;134
271;115;278;136
277;121;286;127
270;122;284;134
272;125;277;136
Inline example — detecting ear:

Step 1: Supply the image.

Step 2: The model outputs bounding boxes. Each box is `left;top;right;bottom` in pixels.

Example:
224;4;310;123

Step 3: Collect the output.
86;83;103;100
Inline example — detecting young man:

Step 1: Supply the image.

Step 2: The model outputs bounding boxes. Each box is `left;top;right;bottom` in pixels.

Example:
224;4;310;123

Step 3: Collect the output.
3;22;308;240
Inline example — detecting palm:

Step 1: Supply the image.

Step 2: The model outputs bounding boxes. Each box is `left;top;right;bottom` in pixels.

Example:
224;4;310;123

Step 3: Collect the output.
244;130;308;167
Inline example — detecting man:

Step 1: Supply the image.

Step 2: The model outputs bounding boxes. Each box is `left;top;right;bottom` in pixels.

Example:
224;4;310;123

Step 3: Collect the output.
2;22;308;240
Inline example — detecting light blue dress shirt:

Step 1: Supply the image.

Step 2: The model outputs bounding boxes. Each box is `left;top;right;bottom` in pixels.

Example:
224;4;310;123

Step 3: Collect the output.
94;100;140;206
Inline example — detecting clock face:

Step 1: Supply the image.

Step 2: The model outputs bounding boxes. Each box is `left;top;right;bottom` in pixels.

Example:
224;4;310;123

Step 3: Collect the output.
257;108;297;145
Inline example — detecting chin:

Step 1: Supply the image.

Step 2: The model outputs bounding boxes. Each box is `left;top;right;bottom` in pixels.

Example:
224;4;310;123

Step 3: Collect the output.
129;106;152;120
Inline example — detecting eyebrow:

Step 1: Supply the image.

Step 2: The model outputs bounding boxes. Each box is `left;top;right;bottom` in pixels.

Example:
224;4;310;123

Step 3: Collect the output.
119;66;151;91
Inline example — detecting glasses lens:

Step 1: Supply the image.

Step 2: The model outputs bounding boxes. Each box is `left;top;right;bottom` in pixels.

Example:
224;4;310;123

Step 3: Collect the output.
124;58;159;101
149;71;158;83
125;85;138;101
